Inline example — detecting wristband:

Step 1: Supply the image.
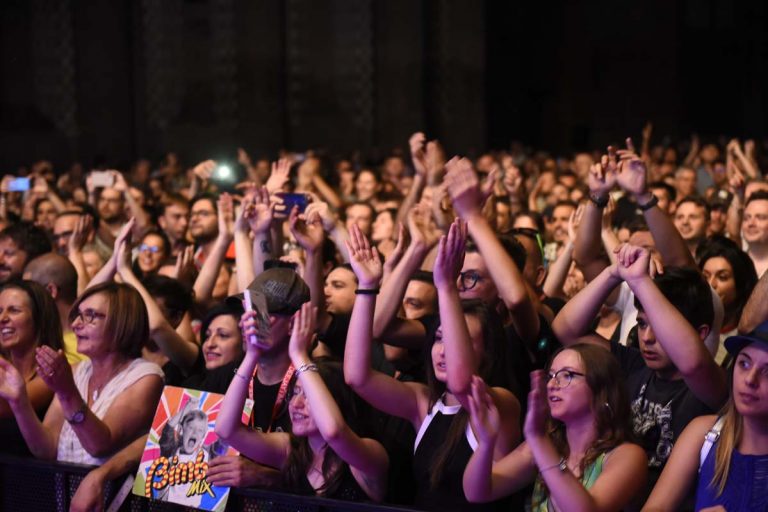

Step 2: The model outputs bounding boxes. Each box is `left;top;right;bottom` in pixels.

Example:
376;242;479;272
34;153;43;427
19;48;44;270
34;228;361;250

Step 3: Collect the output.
637;194;658;211
540;457;567;474
233;369;251;382
588;193;609;209
355;288;380;295
295;362;319;375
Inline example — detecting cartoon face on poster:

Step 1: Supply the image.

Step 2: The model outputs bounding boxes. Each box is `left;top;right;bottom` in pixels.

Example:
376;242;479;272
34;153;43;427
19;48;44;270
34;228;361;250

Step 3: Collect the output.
133;386;253;511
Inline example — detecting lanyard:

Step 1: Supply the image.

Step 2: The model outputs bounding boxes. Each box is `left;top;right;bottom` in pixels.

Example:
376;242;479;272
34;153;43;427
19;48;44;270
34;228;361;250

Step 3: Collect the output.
248;363;295;432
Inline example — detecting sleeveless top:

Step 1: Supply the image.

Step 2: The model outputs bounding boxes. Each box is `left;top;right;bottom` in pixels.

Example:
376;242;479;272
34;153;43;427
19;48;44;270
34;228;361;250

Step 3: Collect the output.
293;462;369;502
530;453;607;512
412;397;501;511
696;439;768;511
57;358;164;464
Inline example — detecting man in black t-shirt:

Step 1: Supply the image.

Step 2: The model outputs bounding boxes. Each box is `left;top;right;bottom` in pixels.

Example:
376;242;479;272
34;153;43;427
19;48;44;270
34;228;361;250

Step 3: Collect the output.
553;246;728;507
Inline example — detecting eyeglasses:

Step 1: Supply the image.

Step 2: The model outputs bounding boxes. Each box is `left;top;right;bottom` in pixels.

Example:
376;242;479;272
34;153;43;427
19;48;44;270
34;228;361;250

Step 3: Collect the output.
459;270;484;291
72;308;107;325
139;244;161;254
190;210;214;218
547;369;585;388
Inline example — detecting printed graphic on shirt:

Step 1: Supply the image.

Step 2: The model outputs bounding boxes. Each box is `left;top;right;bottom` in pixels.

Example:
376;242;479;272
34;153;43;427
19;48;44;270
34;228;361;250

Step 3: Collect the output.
630;384;674;468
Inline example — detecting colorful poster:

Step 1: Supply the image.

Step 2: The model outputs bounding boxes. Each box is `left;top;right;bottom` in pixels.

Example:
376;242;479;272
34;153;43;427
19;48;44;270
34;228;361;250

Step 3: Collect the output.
132;386;253;511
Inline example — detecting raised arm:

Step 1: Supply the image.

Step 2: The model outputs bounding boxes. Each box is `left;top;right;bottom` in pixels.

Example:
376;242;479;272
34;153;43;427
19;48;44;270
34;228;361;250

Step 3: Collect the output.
551;264;621;349
573;152;616;282
233;192;256;292
738;264;768;333
247;186;276;279
288;302;388;501
618;244;728;410
214;313;290;469
342;224;428;428
543;207;580;299
193;193;234;302
371;202;437;347
616;142;695;268
116;241;199;371
395;133;429;227
68;214;95;295
85;218;135;291
444;157;539;344
111;171;150;232
306;201;350;263
289;206;326;323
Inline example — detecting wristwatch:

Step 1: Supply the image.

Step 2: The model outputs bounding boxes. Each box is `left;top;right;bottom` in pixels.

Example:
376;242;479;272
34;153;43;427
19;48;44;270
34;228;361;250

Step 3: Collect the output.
637;194;659;211
66;402;88;424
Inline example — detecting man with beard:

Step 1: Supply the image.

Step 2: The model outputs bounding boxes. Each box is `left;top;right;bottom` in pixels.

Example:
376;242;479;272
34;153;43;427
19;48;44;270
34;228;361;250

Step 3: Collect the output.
0;221;51;284
158;193;190;257
188;194;219;268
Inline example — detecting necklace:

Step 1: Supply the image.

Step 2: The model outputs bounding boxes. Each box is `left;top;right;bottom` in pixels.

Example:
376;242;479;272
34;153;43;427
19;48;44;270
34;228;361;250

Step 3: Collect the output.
89;360;129;403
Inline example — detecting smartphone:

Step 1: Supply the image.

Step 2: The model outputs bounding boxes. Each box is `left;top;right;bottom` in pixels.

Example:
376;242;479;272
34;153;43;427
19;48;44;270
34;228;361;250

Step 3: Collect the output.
7;177;31;192
212;164;235;183
276;192;309;213
91;171;114;188
244;290;271;347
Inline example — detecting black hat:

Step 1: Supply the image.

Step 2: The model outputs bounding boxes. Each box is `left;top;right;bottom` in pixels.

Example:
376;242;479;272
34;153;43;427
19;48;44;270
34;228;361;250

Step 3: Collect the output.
724;320;768;356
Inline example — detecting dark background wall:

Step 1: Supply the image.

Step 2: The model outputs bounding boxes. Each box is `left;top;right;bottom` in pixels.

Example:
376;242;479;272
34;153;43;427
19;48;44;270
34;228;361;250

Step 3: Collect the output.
1;0;766;171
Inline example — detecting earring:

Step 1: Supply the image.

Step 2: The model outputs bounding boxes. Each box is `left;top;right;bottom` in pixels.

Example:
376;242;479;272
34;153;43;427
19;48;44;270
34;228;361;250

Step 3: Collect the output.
604;402;613;417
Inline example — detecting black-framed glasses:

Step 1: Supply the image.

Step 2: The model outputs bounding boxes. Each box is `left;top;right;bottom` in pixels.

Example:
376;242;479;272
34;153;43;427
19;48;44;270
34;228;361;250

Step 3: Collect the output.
547;369;585;388
72;308;107;325
459;270;483;290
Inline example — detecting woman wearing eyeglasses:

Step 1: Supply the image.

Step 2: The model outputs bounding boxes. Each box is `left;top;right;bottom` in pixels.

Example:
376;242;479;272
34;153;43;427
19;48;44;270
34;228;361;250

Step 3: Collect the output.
0;281;163;464
134;229;171;277
463;343;648;511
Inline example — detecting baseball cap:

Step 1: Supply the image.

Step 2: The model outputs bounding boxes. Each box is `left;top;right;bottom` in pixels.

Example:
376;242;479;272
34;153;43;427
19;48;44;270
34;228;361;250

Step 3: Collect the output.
724;320;768;356
226;267;310;316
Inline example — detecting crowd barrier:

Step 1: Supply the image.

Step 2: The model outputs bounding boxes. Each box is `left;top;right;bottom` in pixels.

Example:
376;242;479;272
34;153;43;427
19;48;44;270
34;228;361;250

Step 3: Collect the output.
0;455;417;512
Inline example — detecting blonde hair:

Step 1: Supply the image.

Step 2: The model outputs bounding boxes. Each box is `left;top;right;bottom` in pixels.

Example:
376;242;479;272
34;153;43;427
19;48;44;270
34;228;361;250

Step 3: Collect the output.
710;391;743;496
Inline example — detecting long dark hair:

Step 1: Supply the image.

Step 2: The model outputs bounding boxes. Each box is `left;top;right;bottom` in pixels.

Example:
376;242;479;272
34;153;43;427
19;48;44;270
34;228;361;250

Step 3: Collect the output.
423;300;512;489
282;358;366;497
697;235;757;321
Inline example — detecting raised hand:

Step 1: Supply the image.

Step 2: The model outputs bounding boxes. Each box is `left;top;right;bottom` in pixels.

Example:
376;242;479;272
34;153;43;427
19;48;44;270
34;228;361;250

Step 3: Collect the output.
410;132;427;177
304;201;336;233
567;203;584;244
266;158;291;195
247;187;276;234
288;302;318;362
345;223;382;288
480;166;500;203
110;170;128;192
407;201;441;249
113;217;135;254
523;370;550;441
173;245;196;286
383;222;407;279
217;192;235;240
0;358;26;404
68;214;94;254
239;309;271;353
193;160;216;185
467;375;501;446
614;243;651;284
36;346;77;396
616;138;648;197
289;207;324;253
432;218;467;289
444;156;483;219
114;238;133;279
587;147;618;199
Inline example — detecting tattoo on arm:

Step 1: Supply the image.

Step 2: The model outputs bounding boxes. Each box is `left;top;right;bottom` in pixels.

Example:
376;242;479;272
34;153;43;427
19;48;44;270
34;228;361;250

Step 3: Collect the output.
259;239;271;254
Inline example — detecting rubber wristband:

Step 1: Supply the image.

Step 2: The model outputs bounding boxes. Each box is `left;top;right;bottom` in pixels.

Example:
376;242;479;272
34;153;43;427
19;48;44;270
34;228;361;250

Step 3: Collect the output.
637;194;658;211
355;288;380;295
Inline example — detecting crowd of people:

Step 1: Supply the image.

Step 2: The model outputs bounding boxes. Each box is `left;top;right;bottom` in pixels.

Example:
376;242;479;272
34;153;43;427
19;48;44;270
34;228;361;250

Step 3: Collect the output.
0;126;767;511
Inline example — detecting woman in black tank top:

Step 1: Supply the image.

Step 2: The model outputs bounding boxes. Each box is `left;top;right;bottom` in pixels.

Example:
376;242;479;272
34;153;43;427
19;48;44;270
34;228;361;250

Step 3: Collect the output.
343;222;521;510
